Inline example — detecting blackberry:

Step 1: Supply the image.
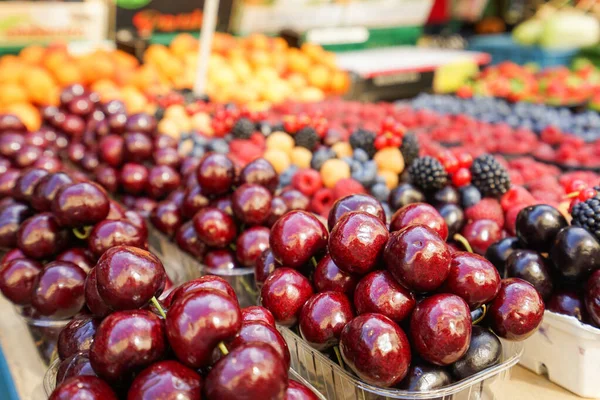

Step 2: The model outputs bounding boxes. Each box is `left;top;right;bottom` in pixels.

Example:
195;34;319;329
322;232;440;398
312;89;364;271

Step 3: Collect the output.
349;129;376;158
470;155;511;197
408;156;448;192
294;127;319;150
571;196;600;240
231;118;254;139
400;133;419;167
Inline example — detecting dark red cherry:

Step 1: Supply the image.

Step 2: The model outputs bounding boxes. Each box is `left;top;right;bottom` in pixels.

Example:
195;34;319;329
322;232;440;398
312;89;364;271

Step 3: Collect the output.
236;226;270;268
105;200;126;220
0;132;24;159
193;207;237;248
226;321;290;369
154;134;178;150
0;258;41;305
169;275;237;305
444;252;501;309
328;194;386;231
104;99;126;116
0;169;21;199
14;145;43;168
52;182;110;228
150;200;182;237
127;360;202;400
269;211;328;269
586;271;600;327
299;291;354;350
384;225;451;293
58;316;100;360
280;189;309;211
49;376;117;400
354;270;415;323
205;343;287;400
313;254;359;297
126;113;157;134
56;352;96;385
34;155;63;173
31;261;86;319
486;278;544;341
67;96;94;117
241;306;275;326
124;132;152;162
120;163;149;195
261;267;314;326
286;380;320;400
340;313;411;387
505;250;554;301
60;84;86;105
61;114;86;137
94;165;119;193
0;114;26;132
196;153;235;195
166;288;242;368
548;289;587;322
88;220;146;258
57;248;94;273
461;219;502;255
31;172;73;211
98;135;124;167
153;147;181;169
132;197;157;219
80;152;100;172
390;203;449;240
0;248;25;266
232;184;272;225
0;157;10;174
204;249;238;271
175;221;207;258
17;213;67;259
211;195;234;216
254;249;278;284
239;158;278;193
410;294;471;366
90;310;166;383
12;168;48;203
329;211;388;275
0;202;31;248
85;268;111;318
146;165;181;199
181;186;209;219
96;246;166;310
266;197;288;227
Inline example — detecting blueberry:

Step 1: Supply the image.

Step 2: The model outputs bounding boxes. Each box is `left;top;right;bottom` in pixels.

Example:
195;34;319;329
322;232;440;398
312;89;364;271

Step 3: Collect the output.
208;138;229;154
279;165;299;188
371;182;390;203
459;185;482;208
194;135;209;147
311;147;336;171
353;148;369;162
352;161;377;188
192;146;206;158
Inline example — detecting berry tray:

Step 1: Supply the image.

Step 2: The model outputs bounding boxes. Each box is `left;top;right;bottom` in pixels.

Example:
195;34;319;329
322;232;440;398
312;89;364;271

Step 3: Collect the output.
519;311;600;399
279;327;524;400
147;226;258;308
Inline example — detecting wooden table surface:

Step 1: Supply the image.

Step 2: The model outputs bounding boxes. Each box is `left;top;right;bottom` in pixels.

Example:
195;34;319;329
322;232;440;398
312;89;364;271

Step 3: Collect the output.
0;295;583;400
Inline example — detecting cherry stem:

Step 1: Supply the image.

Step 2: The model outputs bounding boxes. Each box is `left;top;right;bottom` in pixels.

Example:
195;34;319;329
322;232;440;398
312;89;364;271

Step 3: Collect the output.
239;276;258;298
151;296;166;319
333;345;344;370
453;233;473;253
311;257;317;268
472;304;487;325
218;342;229;356
73;226;93;240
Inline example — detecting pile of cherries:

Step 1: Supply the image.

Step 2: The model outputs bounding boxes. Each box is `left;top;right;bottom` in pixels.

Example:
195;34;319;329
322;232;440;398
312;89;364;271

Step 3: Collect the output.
259;195;545;390
50;245;320;400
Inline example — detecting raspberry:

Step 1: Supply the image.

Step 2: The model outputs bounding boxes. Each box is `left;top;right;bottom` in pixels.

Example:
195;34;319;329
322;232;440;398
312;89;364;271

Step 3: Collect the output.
465;198;505;228
310;187;335;215
333;178;366;200
500;186;536;212
505;205;523;236
229;140;263;165
292;169;323;197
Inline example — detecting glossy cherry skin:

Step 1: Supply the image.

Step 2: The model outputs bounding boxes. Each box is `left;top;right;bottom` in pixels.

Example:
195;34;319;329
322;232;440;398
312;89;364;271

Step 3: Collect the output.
88;220;146;258
154;134;178;150
204;250;238;270
585;270;600;327
0;132;24;159
90;310;166;383
0;169;21;199
170;275;237;305
286;380;320;400
31;172;74;211
205;342;287;400
58;316;100;360
486;278;544;341
166;288;242;368
550;226;600;282
94;165;119;193
506;250;554;301
461;220;503;255
390;203;448;240
226;321;291;370
516;205;567;252
181;185;209;219
340;313;411;387
261;267;314;326
0;114;26;132
485;237;520;277
14;145;42;168
270;211;328;269
56;352;96;385
175;221;207;258
0;258;41;305
444;252;501;309
126;113;157;134
57;248;94;274
0;202;31;249
299;292;354;350
150;200;182;237
127;360;202;400
196;153;236;196
384;225;451;293
96;246;166;310
329;211;388;275
354;270;415;323
450;325;502;380
85;268;111;318
18;212;68;259
232;184;272;225
399;362;453;391
31;261;86;319
239;158;279;193
146;165;181;199
437;203;465;238
328;194;386;231
49;376;117;400
236;226;270;268
153;147;181;169
266;197;288;227
241;306;276;327
313;254;359;297
120;163;149;195
123;132;152;162
132;197;157;219
193;207;237;248
548;290;587;322
410;294;472;366
0;248;25;266
254;249;278;284
12;168;48;203
98;135;124;167
52;182;110;228
280;189;310;211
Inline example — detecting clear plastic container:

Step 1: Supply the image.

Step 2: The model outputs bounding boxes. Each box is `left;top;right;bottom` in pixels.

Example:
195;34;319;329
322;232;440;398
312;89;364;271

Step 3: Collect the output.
279;326;524;400
15;307;69;366
148;226;258;308
43;358;327;399
519;310;600;398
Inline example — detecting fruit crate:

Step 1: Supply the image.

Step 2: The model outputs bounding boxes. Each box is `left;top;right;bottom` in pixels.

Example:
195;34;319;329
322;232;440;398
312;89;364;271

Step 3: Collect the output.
467;34;578;68
147;226;258;308
519;311;600;398
279;326;524;400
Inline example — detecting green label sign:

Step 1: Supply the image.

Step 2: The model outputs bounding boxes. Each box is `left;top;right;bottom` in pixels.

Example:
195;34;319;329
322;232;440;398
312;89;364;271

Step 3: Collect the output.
117;0;152;10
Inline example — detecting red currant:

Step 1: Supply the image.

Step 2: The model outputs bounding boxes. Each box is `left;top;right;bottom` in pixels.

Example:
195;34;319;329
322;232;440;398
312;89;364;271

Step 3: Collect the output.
457;153;473;169
374;135;388;150
578;188;597;202
566;179;587;194
439;153;459;175
388;135;402;148
452;168;471;187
